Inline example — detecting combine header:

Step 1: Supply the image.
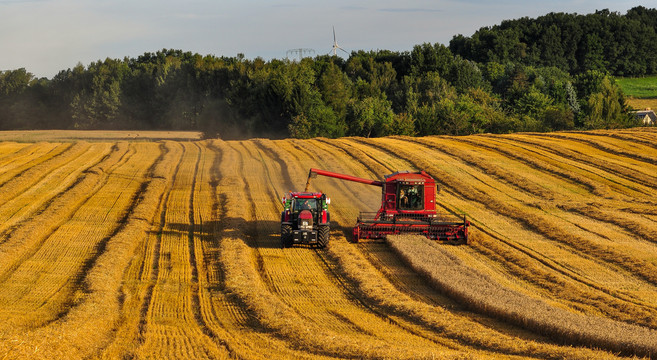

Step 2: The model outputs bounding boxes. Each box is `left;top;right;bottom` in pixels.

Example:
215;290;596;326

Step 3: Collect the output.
304;168;469;244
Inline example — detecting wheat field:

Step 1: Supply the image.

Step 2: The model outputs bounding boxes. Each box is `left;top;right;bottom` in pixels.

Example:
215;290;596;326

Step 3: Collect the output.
0;128;655;359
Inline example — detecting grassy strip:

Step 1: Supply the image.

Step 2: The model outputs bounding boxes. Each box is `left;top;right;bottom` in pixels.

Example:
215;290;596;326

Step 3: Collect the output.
388;234;657;357
616;76;657;98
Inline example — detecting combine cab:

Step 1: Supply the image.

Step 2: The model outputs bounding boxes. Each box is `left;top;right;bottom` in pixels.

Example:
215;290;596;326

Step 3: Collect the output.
280;191;331;248
304;168;469;244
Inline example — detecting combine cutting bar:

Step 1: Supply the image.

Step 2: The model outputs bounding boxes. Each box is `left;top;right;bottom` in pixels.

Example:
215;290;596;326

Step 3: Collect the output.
353;212;469;244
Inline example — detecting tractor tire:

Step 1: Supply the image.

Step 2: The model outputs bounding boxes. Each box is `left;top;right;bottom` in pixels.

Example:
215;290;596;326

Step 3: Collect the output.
281;224;293;248
317;225;330;248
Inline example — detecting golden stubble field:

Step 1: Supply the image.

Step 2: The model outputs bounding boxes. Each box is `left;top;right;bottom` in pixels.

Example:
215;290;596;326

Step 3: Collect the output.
0;128;655;359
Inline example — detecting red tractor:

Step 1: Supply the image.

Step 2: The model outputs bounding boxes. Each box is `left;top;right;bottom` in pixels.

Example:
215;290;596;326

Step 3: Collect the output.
280;191;331;248
304;168;469;244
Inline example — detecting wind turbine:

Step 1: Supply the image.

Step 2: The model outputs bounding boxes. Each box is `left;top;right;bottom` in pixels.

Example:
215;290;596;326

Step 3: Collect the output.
329;26;349;56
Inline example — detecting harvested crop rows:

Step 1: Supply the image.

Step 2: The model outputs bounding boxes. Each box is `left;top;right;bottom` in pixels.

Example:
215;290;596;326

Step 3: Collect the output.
0;128;656;359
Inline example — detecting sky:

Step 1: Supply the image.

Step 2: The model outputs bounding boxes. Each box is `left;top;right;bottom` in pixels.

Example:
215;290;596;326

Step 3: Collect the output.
0;0;650;78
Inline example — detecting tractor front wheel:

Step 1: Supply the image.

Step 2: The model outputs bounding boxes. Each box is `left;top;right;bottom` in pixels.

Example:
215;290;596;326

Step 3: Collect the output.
317;225;330;248
281;224;293;248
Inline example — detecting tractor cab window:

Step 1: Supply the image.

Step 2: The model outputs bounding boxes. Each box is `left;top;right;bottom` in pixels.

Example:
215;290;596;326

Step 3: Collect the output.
397;184;423;210
293;198;317;213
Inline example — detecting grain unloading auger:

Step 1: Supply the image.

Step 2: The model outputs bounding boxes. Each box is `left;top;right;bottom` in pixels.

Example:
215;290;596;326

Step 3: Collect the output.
304;168;470;244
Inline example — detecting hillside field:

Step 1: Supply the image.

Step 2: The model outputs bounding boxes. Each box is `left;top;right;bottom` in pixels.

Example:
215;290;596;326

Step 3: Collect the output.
0;128;656;359
618;76;657;111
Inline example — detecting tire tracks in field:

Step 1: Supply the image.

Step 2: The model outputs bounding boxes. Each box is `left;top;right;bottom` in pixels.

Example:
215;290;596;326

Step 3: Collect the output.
324;139;657;358
538;132;657;165
0;143;163;330
0;143;64;184
138;142;183;330
235;140;466;358
185;142;218;341
76;143;166;292
351;137;657;327
267;139;517;354
400;136;657;301
4;141;196;360
0;142;90;210
219;141;359;358
0;143;113;242
133;142;229;359
254;139;456;345
0;143;133;289
97;142;183;359
282;139;620;359
208;140;324;360
489;134;657;196
186;141;244;358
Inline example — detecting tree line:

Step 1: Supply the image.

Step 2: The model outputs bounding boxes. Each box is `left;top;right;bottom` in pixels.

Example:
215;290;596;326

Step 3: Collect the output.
1;7;651;139
450;6;657;77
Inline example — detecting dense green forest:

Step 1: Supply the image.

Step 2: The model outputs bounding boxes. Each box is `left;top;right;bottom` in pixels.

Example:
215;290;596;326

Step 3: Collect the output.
1;7;653;139
450;6;657;77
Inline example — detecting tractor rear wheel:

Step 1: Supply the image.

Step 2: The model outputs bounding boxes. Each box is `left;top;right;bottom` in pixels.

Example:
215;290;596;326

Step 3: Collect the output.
281;224;292;248
317;225;329;248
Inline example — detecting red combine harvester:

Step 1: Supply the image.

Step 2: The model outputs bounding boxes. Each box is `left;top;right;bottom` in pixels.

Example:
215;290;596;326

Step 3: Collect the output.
304;168;470;244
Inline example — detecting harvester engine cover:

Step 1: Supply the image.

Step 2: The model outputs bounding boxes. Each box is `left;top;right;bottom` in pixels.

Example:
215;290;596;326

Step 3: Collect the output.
280;192;330;248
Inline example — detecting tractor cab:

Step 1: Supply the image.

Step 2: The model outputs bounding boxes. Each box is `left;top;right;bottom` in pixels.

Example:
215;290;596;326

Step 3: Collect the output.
292;197;319;217
280;192;331;248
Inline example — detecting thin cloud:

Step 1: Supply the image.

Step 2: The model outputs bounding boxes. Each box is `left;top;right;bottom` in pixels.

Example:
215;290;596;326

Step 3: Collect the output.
271;4;301;8
378;8;442;13
0;0;47;3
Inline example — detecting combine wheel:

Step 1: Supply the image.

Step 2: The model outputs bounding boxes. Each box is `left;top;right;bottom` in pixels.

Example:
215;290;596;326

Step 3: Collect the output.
281;224;293;248
317;225;330;248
